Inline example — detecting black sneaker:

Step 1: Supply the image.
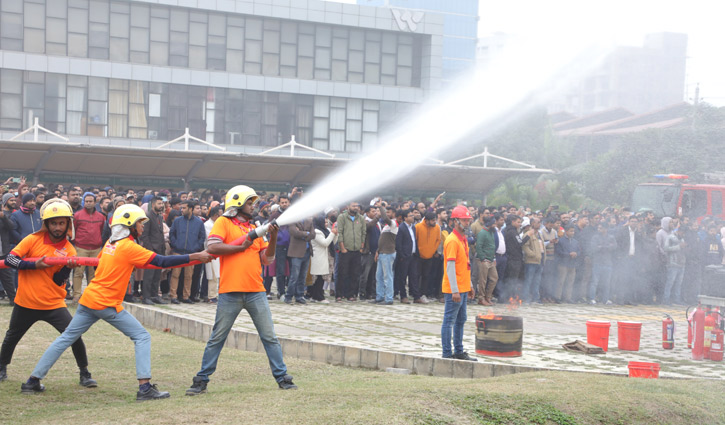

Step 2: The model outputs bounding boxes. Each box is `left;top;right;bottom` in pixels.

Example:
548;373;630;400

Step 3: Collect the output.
185;377;207;396
452;352;478;362
181;299;193;304
21;379;45;394
136;383;170;401
142;298;155;305
295;298;307;305
0;364;7;382
79;370;98;388
277;375;297;390
152;297;169;305
170;298;180;304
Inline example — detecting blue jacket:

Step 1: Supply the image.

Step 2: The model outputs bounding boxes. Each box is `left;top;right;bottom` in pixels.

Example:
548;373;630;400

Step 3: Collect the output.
10;209;41;245
169;215;206;254
555;235;580;268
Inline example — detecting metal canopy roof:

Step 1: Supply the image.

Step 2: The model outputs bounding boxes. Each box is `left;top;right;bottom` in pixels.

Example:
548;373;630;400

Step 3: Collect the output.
0;139;552;194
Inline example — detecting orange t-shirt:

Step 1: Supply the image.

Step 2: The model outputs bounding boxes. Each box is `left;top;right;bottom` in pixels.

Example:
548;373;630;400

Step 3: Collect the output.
80;237;155;312
11;232;76;310
441;230;472;294
208;217;268;293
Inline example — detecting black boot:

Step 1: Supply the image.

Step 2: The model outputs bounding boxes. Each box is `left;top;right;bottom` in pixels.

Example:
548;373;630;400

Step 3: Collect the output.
185;376;207;396
21;377;45;394
79;369;98;388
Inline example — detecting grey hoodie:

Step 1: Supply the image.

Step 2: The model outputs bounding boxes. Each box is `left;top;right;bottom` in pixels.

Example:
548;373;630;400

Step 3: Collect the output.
656;217;673;255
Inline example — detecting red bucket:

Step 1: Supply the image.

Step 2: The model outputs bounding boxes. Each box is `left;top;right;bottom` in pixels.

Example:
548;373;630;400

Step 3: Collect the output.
628;361;660;378
586;320;611;352
617;321;642;351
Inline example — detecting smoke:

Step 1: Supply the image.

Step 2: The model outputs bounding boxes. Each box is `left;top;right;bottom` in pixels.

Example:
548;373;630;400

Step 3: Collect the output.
276;15;618;226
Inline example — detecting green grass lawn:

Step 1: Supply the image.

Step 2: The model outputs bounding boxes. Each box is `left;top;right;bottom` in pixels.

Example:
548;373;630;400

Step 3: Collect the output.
0;304;723;425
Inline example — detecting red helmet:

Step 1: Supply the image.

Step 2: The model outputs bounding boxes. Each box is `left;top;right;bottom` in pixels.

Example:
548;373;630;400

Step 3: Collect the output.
451;205;472;219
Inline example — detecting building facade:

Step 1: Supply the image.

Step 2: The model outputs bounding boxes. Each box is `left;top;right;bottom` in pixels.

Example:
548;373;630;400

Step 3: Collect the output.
0;0;444;155
357;0;477;83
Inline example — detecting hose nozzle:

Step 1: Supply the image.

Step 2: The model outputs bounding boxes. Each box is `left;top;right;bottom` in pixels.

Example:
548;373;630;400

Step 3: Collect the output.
247;219;277;241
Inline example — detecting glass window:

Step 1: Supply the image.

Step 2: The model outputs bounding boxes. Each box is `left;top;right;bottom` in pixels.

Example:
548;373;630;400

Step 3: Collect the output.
89;0;109;23
313;118;328;139
280;44;296;67
208;14;226;37
329;130;344;151
88;77;108;100
24;3;45;29
332;37;347;61
382;33;396;54
1;0;23;13
244;40;262;66
110;11;129;38
297;57;313;80
169;31;188;55
89;22;109;47
346;120;362;142
262;54;279;76
1;12;23;39
189;46;207;69
281;22;297;43
362;110;378;132
298;34;314;57
364;64;380;84
349;50;364;73
329;107;345;130
245;18;262;40
398;44;413;67
131;4;149;25
263;29;280;54
316;26;331;48
24;28;45;53
170;10;188;32
110;37;129;61
68;33;88;57
189;22;207;46
47;17;67;43
315;48;330;69
381;54;396;75
150;41;168;65
226;50;244;73
227;26;244;50
365;41;380;63
150;17;169;42
130;27;149;52
713;191;723;216
313;96;329;118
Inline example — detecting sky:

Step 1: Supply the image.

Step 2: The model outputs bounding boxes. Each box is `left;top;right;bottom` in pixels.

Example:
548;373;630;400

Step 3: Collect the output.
333;0;725;106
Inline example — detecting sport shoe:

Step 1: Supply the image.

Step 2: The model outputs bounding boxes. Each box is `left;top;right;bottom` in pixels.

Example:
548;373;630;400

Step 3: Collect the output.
136;383;170;401
452;352;478;362
79;370;98;388
589;299;597;305
0;364;7;382
295;298;307;305
170;298;180;304
605;300;613;305
278;374;297;390
185;377;207;396
21;378;45;394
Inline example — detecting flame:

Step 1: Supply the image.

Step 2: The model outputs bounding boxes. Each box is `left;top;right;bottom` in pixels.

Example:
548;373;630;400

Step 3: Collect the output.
478;309;498;320
506;296;522;312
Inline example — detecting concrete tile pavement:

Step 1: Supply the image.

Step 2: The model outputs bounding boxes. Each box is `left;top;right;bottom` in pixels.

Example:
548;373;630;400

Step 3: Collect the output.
138;298;724;379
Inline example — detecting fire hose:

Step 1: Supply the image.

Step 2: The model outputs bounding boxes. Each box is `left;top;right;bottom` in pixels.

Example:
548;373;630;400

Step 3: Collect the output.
0;221;275;270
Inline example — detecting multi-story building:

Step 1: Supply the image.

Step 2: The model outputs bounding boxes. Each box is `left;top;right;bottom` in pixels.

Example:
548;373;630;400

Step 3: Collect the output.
0;0;445;156
357;0;478;83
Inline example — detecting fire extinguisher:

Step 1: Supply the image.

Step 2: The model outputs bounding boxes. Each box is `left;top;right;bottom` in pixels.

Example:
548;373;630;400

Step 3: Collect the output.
662;314;675;350
711;329;724;362
686;306;695;349
692;304;705;361
704;312;716;359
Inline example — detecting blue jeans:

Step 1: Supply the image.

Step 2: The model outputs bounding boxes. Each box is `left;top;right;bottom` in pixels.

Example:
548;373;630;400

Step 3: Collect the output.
32;305;151;380
522;263;542;302
196;292;287;383
589;263;613;302
664;265;684;304
441;292;468;357
285;250;310;302
375;253;395;303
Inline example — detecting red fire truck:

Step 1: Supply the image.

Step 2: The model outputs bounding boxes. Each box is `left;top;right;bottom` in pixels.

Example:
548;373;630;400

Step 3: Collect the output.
631;174;725;220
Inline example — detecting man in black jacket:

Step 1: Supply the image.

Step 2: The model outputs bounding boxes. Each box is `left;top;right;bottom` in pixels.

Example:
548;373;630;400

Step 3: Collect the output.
395;209;421;304
140;196;168;305
502;215;527;301
0;194;17;303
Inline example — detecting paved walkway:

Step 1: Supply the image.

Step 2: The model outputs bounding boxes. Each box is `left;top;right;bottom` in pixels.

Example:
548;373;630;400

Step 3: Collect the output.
146;297;722;379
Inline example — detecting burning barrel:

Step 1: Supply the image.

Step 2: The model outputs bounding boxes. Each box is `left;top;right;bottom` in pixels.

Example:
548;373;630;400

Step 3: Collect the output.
475;314;523;357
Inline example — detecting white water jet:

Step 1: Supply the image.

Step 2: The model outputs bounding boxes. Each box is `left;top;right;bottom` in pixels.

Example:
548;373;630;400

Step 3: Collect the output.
275;12;622;227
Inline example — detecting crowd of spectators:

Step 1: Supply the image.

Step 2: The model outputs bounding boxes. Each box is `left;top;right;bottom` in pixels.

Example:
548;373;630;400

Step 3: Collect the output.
1;176;724;308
